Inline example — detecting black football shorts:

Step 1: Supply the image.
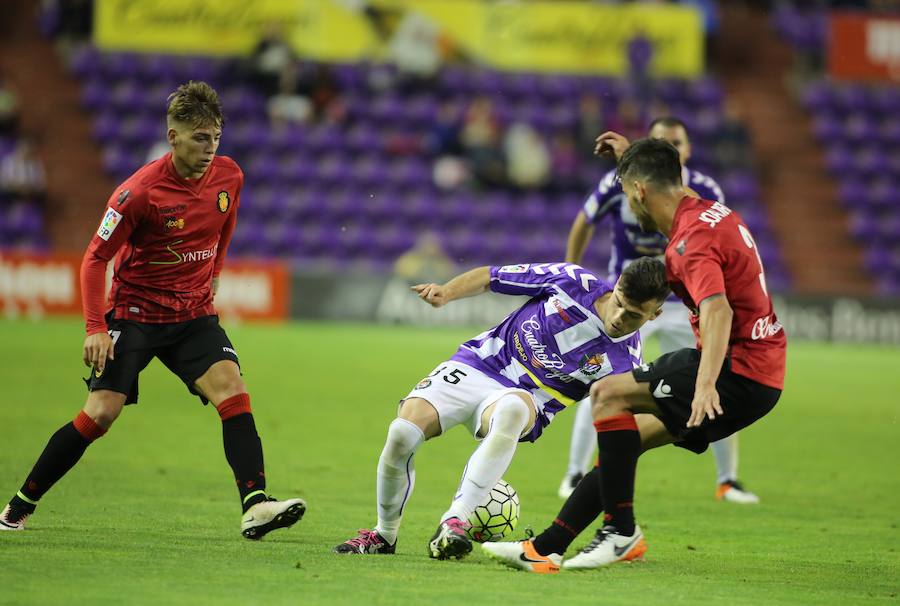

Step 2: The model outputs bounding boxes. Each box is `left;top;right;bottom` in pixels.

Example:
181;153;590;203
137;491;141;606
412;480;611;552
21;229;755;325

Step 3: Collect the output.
632;348;781;454
85;314;240;405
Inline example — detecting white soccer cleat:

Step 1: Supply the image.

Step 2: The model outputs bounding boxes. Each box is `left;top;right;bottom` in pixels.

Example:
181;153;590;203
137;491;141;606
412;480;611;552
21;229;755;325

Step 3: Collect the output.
557;472;584;499
562;525;647;570
0;504;29;531
716;480;760;504
482;539;562;574
240;497;306;540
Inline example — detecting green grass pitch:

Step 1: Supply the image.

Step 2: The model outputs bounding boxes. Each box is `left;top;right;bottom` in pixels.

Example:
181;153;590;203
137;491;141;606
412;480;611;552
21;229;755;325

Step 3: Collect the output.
0;318;898;605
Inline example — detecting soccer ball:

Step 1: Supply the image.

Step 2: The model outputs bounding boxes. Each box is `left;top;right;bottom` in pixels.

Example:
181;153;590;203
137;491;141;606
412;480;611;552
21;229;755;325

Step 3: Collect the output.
465;479;519;542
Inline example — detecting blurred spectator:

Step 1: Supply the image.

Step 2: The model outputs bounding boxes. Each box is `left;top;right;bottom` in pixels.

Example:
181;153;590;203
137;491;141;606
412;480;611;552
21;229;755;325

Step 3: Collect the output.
393;231;457;285
267;63;314;127
0;138;46;199
246;25;296;98
504;123;550;190
460;97;506;188
616;95;648;141
428;101;467;190
432;156;469;191
267;60;345;126
0;79;20;137
427;101;463;157
714;100;754;171
548;133;582;192
576;94;617;160
626;28;654;106
307;64;346;124
40;0;93;43
388;10;443;89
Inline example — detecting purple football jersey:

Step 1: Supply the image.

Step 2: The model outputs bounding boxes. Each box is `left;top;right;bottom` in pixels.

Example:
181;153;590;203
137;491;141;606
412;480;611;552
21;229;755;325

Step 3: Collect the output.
582;166;725;280
450;263;643;442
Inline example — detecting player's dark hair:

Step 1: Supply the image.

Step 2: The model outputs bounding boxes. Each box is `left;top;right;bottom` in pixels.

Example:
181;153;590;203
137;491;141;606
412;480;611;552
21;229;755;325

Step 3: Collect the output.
166;81;225;128
648;116;689;137
619;257;670;304
617;137;682;189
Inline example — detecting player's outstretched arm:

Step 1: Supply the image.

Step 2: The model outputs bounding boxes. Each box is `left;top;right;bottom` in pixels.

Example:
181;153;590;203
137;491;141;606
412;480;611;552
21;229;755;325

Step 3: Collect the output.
566;212;595;265
687;294;732;428
411;266;490;308
594;131;630;160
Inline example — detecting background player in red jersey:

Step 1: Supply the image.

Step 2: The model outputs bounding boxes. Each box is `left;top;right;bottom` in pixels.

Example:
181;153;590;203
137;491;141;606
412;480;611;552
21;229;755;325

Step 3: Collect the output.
482;137;786;573
0;82;305;539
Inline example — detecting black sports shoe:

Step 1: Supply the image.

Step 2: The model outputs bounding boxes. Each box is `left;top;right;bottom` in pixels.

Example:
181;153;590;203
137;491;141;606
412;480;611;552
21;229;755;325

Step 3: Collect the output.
427;517;473;560
333;529;396;554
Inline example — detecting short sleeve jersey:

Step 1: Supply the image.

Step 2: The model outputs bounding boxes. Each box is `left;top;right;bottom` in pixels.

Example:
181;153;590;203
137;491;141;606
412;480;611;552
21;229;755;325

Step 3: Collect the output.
582;165;725;280
450;263;644;441
85;152;243;324
666;197;787;390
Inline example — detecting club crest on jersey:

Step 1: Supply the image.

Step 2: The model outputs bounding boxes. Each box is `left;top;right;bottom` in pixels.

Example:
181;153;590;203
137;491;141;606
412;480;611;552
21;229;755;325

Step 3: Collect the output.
579;352;607;375
217;191;231;213
676;239;687;255
164;217;185;231
116;189;130;206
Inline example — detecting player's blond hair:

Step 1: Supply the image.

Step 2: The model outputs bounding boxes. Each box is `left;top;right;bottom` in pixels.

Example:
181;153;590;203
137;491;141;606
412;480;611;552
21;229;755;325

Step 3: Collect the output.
166;81;224;129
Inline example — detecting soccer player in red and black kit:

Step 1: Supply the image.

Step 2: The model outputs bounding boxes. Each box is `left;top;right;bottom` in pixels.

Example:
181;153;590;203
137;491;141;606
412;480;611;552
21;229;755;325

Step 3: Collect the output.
0;81;305;539
483;137;786;572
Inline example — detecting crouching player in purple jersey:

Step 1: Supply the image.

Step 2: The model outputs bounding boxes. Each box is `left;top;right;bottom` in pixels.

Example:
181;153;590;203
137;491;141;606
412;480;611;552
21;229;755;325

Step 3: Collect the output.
333;257;670;563
559;117;759;505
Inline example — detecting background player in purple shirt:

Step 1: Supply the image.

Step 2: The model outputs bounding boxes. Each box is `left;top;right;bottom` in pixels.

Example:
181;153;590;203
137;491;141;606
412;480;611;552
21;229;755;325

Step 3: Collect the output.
334;258;670;564
558;117;759;505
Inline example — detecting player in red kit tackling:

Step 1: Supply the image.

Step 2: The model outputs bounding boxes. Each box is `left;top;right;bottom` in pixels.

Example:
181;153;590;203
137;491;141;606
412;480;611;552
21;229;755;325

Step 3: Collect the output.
0;82;305;539
483;137;785;572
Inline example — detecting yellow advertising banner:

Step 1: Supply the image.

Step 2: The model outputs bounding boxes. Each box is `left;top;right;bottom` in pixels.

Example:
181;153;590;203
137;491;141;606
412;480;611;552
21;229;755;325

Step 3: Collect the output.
94;0;703;77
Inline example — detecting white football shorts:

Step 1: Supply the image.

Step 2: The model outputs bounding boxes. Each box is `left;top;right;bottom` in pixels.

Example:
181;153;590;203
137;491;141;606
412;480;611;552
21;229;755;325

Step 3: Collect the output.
402;361;534;439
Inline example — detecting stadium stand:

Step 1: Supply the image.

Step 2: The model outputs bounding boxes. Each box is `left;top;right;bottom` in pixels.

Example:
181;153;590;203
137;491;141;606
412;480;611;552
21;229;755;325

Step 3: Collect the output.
771;2;899;296
62;44;789;288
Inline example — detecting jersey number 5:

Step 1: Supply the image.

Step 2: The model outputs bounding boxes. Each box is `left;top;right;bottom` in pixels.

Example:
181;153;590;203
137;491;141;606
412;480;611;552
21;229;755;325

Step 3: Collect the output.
738;224;768;296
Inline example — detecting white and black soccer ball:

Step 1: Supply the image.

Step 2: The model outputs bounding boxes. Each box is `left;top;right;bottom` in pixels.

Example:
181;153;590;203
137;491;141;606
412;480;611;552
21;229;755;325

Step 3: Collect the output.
466;479;519;542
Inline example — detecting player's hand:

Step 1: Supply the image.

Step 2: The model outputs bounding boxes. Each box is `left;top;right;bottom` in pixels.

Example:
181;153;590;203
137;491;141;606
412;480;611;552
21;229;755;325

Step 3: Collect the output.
83;331;114;374
594;131;630;160
411;283;450;308
686;382;723;428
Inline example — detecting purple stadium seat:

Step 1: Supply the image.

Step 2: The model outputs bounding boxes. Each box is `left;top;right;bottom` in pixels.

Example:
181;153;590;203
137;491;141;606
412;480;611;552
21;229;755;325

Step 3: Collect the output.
65;50;790;289
832;85;869;114
101;53;141;79
870;87;900;117
801;81;832;113
811;114;842;142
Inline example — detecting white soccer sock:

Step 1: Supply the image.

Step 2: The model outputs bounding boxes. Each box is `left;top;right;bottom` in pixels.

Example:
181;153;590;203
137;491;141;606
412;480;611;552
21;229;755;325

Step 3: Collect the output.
375;418;424;544
442;395;531;522
711;433;739;485
566;398;596;477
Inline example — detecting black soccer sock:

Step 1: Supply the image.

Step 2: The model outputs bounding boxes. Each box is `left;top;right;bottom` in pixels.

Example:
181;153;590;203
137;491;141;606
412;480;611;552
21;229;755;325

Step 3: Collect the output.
533;466;604;556
595;414;640;536
17;411;107;505
219;398;267;512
